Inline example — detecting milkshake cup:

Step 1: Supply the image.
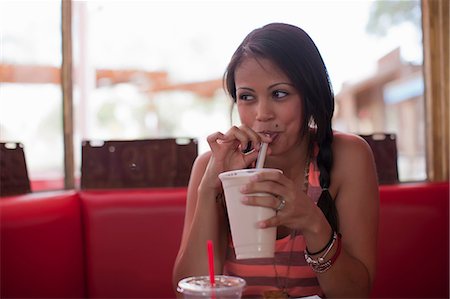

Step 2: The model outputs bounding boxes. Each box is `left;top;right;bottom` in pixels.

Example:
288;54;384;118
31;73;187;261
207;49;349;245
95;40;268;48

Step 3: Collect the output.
218;168;282;259
177;275;246;298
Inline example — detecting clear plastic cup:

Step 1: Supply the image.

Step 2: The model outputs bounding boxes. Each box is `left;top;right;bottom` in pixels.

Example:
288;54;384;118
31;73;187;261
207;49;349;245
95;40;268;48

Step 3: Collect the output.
219;168;282;259
177;275;246;298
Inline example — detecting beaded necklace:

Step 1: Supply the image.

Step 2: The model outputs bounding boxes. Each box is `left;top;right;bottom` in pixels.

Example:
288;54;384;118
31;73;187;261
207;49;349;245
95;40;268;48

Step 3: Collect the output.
263;142;312;299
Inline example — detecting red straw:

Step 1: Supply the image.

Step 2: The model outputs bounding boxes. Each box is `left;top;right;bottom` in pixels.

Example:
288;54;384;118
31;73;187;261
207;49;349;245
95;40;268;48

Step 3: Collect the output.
207;240;215;286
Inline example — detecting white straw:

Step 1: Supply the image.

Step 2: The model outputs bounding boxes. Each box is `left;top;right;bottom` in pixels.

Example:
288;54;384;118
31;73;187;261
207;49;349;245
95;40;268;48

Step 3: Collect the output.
255;142;268;169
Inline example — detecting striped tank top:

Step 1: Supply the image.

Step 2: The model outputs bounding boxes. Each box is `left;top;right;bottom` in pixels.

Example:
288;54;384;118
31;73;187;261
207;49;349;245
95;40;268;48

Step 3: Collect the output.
223;146;324;298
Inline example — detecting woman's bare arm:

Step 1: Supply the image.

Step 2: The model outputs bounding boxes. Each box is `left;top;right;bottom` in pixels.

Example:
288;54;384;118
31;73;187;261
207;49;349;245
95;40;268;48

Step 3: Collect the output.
172;152;229;293
313;133;379;297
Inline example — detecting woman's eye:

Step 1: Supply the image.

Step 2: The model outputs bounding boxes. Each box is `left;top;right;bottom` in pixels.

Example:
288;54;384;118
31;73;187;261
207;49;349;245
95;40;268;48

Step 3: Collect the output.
238;94;255;101
273;90;288;99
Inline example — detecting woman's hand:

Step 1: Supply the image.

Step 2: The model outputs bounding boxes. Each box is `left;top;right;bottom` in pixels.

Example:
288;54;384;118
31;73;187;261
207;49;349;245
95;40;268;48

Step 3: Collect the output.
240;170;321;232
201;125;272;191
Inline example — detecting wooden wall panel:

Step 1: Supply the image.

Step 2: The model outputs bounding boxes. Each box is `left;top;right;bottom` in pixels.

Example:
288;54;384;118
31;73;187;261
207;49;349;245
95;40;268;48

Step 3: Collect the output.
422;0;449;182
62;0;75;189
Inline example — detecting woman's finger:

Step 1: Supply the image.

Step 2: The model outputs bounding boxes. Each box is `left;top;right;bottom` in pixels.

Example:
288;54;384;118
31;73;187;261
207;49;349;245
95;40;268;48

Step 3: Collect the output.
206;131;225;151
223;126;254;152
207;131;241;153
241;194;279;209
258;214;281;228
250;170;286;183
241;179;286;200
237;125;264;151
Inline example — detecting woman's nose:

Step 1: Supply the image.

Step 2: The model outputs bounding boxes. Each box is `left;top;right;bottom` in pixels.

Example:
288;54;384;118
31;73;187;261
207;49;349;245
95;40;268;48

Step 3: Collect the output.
255;99;274;121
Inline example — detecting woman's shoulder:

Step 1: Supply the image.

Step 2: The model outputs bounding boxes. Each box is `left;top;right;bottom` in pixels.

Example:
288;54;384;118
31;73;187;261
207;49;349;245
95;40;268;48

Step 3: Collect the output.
330;134;379;206
194;151;211;166
332;131;373;159
186;151;212;195
330;131;377;186
191;151;212;174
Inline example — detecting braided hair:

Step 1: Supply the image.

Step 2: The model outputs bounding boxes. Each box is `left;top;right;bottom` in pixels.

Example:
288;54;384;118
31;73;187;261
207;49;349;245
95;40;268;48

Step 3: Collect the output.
223;23;338;232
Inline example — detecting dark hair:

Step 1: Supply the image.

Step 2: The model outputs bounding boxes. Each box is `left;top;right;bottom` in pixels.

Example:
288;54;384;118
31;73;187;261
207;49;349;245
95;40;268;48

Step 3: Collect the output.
223;23;338;232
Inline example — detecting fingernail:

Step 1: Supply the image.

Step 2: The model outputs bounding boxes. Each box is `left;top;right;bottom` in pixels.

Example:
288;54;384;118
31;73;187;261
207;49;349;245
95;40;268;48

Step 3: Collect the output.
258;221;267;228
240;185;247;192
241;197;248;203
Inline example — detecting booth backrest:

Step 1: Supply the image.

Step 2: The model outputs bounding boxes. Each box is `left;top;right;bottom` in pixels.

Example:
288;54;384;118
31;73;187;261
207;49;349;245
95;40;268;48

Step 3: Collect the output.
0;191;85;298
1;182;449;298
371;181;449;298
78;188;187;298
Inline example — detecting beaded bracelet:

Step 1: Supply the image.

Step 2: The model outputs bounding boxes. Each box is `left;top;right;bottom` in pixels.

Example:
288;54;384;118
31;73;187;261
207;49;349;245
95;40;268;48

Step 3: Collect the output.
304;233;342;273
305;231;337;265
305;229;335;256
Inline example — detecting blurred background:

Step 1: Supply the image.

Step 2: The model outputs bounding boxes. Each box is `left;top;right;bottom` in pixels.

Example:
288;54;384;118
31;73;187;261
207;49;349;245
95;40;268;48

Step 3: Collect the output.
0;0;425;188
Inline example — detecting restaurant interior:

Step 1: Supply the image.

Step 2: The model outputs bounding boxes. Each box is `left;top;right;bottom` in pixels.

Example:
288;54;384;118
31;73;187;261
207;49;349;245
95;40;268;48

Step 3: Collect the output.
0;0;448;298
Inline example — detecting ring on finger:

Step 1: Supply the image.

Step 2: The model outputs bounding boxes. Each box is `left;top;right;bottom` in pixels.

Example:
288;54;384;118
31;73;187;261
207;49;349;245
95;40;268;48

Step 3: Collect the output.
275;196;286;212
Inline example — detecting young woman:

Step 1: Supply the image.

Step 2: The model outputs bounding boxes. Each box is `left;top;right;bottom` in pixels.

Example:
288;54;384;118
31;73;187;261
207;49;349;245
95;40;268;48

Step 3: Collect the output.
173;23;379;298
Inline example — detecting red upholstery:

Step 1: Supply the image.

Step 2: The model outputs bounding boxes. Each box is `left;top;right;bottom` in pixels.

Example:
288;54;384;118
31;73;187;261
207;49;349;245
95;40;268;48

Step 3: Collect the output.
79;188;187;298
371;181;449;298
1;183;448;298
0;191;85;298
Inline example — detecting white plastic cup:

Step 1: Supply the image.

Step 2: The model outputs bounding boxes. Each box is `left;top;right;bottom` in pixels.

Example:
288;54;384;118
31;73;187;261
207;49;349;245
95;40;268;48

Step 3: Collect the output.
218;168;282;259
177;275;246;298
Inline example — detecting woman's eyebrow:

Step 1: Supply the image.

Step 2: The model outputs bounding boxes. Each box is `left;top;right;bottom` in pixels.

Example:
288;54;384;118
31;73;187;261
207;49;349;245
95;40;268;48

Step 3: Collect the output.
268;82;294;89
236;87;255;92
237;83;293;90
236;82;294;92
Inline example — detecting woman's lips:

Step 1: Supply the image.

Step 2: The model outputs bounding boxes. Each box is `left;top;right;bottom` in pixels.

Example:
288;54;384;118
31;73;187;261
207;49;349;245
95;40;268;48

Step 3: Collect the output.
270;133;279;143
259;131;279;143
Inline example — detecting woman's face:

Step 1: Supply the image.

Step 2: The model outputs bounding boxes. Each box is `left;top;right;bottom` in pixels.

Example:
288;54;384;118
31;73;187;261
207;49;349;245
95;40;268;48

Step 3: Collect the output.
234;57;304;155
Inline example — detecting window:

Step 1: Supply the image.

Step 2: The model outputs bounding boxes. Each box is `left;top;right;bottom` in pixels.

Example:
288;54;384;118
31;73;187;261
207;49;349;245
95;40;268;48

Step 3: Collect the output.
1;0;429;189
0;1;64;190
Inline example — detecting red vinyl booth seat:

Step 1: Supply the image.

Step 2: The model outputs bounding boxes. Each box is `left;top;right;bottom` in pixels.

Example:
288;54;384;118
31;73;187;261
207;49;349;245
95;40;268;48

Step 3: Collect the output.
79;188;187;298
0;191;85;298
1;182;448;298
371;181;449;298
